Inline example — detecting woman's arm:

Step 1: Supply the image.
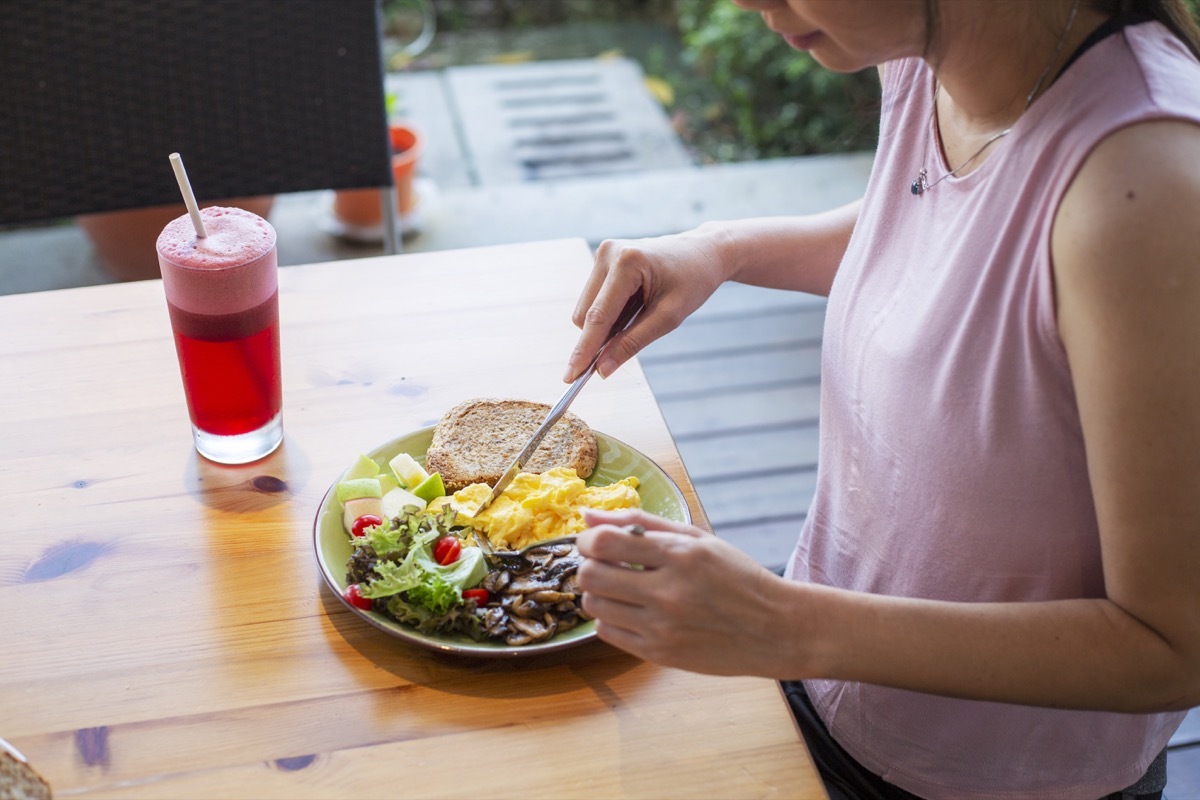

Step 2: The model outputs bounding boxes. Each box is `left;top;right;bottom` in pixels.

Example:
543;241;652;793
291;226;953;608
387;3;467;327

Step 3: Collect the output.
1048;118;1200;710
563;200;860;381
707;199;861;295
576;121;1200;714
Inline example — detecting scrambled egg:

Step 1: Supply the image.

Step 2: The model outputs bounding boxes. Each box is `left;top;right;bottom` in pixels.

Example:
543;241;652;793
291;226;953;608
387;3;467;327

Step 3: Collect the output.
428;467;639;550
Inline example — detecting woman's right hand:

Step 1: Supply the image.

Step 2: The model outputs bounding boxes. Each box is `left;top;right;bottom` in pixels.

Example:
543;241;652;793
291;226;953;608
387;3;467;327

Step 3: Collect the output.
564;226;730;382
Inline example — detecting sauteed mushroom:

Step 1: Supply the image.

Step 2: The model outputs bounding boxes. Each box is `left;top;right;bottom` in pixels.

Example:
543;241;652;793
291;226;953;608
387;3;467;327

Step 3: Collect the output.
474;542;590;646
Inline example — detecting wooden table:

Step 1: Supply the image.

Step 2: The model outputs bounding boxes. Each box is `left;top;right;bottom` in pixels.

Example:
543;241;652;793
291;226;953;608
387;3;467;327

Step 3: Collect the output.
0;239;824;799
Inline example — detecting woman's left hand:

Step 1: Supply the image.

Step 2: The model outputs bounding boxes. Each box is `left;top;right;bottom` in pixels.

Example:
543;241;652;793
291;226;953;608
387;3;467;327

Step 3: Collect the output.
576;507;792;675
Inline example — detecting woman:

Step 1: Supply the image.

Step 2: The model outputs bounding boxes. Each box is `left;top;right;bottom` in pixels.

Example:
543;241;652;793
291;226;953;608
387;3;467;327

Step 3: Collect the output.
566;1;1200;798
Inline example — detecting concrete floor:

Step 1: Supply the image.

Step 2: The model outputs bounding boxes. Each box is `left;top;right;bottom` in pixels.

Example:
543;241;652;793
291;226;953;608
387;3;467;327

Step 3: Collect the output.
0;154;873;296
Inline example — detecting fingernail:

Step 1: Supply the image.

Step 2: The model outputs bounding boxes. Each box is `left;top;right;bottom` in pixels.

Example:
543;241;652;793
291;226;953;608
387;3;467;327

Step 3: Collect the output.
597;359;615;379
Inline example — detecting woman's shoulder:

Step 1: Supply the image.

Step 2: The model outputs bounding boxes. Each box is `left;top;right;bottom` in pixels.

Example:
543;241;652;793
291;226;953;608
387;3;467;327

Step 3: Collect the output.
1053;118;1200;298
1029;22;1200;239
1070;21;1200;127
1122;21;1200;109
1051;21;1200;259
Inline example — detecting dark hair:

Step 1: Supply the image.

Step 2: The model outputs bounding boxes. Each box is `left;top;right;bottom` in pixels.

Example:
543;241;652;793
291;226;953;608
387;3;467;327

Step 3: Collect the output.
923;0;1200;61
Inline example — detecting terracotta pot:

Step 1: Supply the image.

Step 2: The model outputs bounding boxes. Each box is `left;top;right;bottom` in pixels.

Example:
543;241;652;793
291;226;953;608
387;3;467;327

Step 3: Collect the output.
332;122;423;228
78;196;276;282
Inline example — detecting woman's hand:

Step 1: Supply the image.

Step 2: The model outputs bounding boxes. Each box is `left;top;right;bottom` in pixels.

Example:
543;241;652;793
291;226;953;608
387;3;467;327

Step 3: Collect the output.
576;507;795;676
563;228;729;382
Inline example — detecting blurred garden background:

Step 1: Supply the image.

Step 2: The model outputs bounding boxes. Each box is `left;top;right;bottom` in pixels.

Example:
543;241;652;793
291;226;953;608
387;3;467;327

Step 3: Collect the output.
382;0;882;163
383;0;1200;161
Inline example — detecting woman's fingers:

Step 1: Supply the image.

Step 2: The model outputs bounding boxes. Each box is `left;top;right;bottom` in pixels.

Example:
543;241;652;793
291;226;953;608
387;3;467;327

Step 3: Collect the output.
578;525;670;571
582;507;701;536
571;245;612;329
577;510;702;571
565;255;646;381
576;507;788;675
580;583;645;626
577;511;707;609
564;291;641;381
591;617;648;655
586;284;646;380
566;230;726;382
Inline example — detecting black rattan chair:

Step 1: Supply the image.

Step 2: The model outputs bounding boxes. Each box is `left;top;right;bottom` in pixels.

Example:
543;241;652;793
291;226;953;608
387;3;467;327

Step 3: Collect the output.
0;0;400;253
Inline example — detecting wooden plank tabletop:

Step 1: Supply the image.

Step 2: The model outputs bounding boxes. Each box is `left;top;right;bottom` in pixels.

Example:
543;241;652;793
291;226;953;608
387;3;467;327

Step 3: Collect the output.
0;238;825;799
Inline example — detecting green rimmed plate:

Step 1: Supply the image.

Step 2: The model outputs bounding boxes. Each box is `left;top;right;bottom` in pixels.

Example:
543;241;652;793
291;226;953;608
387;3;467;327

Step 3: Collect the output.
313;425;691;657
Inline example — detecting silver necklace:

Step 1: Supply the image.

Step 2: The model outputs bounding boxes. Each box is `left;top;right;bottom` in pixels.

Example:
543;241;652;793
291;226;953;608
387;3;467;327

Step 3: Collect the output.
910;0;1080;196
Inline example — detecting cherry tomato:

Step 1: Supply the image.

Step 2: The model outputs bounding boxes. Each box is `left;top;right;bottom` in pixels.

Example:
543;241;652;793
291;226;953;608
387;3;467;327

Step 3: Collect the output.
351;514;383;537
462;588;490;605
433;536;461;566
343;584;373;610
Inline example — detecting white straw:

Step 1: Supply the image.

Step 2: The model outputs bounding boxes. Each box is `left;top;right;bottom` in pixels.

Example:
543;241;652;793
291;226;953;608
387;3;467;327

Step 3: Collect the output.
168;152;207;238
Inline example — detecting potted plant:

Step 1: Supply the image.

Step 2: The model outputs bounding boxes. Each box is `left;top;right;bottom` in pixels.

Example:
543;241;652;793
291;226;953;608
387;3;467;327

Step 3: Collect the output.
329;121;424;240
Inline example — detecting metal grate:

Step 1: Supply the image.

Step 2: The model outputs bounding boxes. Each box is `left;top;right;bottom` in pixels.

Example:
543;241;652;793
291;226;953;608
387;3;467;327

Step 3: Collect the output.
442;58;692;185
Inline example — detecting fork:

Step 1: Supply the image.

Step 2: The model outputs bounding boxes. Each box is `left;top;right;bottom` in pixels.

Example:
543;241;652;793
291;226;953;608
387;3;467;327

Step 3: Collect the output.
474;524;645;568
471;532;578;568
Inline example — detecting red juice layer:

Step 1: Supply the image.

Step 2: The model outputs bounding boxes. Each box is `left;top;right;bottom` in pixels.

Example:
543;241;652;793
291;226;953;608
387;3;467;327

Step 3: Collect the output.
168;292;281;436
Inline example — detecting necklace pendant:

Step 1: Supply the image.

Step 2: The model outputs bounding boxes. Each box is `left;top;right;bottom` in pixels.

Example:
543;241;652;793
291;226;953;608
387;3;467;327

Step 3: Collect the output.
911;169;928;196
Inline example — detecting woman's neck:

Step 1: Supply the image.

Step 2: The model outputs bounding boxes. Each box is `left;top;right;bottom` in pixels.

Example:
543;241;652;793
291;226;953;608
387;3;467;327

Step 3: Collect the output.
929;0;1108;135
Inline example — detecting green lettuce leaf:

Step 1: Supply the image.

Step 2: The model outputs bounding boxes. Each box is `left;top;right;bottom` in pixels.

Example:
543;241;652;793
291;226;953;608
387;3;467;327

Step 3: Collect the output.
363;517;409;558
406;575;460;615
359;558;424;599
361;529;485;605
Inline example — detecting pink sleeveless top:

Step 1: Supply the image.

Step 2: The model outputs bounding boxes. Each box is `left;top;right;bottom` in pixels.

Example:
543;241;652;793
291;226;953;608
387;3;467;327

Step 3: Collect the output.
787;22;1200;800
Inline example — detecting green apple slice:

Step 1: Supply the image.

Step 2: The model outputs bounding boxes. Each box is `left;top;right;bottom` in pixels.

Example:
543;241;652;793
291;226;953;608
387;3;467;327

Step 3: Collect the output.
389;452;429;489
343;454;381;481
336;477;382;504
411;472;446;503
381;487;427;518
377;473;401;495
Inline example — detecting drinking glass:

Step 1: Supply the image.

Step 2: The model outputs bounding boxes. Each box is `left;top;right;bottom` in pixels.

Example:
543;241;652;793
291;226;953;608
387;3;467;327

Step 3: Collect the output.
157;206;283;464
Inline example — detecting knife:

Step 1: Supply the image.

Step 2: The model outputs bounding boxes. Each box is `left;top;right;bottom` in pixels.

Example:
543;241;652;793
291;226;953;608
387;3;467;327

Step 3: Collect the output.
472;293;645;523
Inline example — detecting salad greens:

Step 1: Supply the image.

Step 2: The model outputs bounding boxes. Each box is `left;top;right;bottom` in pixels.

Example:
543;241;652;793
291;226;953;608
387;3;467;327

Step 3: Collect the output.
347;506;489;636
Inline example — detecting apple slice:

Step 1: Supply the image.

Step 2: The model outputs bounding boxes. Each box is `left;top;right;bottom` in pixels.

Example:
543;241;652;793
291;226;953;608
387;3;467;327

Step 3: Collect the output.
335;477;382;504
377;473;400;495
388;452;429;489
343;454;381;481
411;472;445;503
381;487;427;518
343;495;384;533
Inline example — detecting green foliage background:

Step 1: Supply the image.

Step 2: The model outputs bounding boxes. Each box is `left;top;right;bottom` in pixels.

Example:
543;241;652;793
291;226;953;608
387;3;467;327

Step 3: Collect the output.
393;0;1200;163
673;0;880;160
673;0;1200;160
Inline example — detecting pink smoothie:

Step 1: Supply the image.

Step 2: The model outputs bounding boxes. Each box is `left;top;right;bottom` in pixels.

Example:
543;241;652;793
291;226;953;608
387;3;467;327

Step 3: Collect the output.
157;206;282;443
157;206;277;317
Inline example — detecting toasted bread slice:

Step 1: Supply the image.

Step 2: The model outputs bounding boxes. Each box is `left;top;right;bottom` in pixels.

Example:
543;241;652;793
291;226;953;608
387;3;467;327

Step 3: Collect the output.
426;398;598;492
0;743;52;800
